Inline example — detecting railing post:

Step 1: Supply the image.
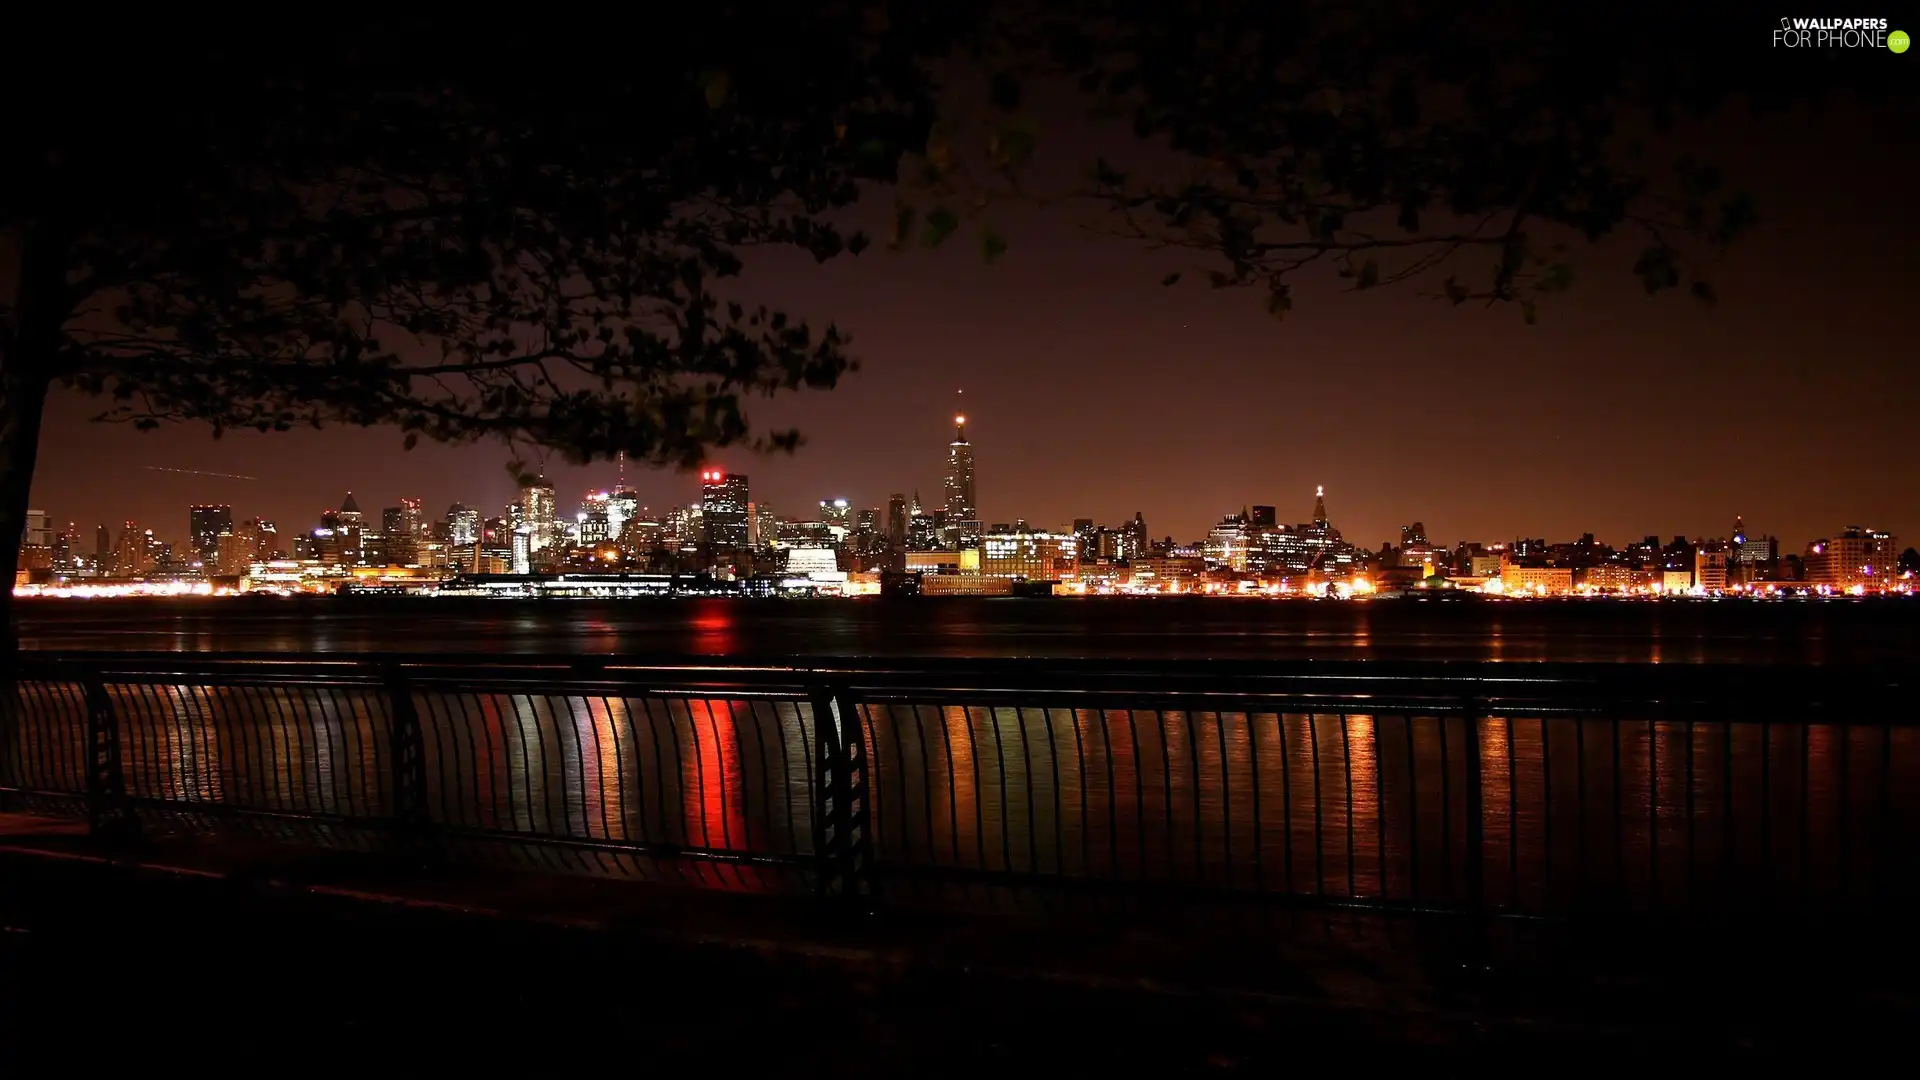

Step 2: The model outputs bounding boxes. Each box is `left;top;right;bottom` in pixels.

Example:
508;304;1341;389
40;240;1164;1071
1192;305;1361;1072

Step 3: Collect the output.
381;665;430;842
810;684;875;906
1462;696;1488;972
81;665;138;843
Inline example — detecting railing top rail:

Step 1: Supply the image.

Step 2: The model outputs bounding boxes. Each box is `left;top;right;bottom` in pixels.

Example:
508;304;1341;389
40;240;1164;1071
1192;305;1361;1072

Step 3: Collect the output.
11;650;1915;715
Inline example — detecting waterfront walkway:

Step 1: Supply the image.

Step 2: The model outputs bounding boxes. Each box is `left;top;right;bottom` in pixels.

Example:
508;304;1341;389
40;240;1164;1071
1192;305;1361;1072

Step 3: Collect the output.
1;812;1910;1069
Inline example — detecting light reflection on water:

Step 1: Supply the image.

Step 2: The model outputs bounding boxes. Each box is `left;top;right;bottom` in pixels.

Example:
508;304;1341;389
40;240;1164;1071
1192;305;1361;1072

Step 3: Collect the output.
16;596;1917;664
10;686;1917;909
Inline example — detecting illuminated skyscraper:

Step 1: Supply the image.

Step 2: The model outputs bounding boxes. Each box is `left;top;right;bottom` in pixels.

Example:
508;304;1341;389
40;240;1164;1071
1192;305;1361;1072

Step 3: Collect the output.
333;493;364;566
1313;485;1328;527
943;414;979;549
520;477;557;553
607;488;639;541
400;497;424;545
445;503;480;548
579;492;613;544
819;497;851;543
510;524;534;574
701;470;750;549
188;504;233;564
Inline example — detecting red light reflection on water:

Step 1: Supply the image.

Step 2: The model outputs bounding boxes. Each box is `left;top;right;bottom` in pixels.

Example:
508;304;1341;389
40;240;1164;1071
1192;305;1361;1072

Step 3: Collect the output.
687;603;738;655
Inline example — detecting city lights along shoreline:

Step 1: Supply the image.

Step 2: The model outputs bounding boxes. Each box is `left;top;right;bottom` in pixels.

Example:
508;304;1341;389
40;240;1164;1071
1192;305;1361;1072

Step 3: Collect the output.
14;412;1911;600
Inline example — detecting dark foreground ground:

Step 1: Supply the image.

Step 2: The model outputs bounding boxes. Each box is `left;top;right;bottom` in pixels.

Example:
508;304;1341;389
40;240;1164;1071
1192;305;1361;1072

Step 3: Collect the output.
2;816;1913;1072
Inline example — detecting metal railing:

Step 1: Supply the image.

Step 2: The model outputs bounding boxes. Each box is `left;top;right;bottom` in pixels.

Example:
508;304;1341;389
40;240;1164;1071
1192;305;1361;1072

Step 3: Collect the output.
4;653;1917;915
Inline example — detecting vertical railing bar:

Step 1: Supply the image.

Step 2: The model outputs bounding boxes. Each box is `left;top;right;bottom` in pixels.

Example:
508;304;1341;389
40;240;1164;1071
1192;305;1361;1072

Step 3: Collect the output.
256;683;293;814
702;698;732;850
661;696;693;849
1123;707;1144;882
1648;713;1659;906
1838;720;1851;904
726;699;758;855
379;663;428;840
1308;711;1324;897
1016;704;1038;876
1464;699;1485;920
767;697;797;857
793;695;815;857
1341;711;1355;899
988;701;1013;875
597;694;626;843
131;681;169;805
636;696;672;847
1610;705;1623;901
1722;711;1735;906
1575;710;1587;899
1374;715;1387;901
450;692;490;832
561;693;594;841
1096;708;1119;880
1156;707;1174;882
904;702;934;867
79;662;135;841
1438;711;1452;901
935;703;961;870
1067;707;1088;879
883;700;912;864
1506;714;1517;907
1043;707;1065;878
962;705;986;873
1214;709;1231;889
1404;714;1419;903
856;700;883;866
1541;716;1553;910
1249;709;1264;893
1878;723;1892;907
1760;718;1772;906
808;683;839;896
1799;720;1812;903
1685;716;1696;909
1187;708;1203;883
614;694;651;847
291;682;324;816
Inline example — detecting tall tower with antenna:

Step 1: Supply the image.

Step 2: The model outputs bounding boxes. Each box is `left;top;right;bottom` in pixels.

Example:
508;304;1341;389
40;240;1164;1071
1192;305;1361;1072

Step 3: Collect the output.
943;398;979;550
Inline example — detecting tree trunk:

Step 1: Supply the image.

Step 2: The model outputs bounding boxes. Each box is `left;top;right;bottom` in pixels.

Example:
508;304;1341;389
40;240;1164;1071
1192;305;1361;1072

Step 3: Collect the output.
0;369;51;651
1;219;68;655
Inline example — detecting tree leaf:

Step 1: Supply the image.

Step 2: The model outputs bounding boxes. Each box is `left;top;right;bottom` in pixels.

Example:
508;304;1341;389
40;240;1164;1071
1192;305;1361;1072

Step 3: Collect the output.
989;70;1023;111
922;206;960;248
980;225;1009;264
700;70;729;110
888;204;916;249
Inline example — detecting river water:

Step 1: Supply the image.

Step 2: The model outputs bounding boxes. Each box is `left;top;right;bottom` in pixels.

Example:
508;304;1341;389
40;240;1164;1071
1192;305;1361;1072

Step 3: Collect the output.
15;595;1920;663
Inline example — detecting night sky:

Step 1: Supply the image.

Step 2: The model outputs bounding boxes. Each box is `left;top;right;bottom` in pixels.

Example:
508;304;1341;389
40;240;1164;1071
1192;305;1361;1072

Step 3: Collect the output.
26;83;1920;554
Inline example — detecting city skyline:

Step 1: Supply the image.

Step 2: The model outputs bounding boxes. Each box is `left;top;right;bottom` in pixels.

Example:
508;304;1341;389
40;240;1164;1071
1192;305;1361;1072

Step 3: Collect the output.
20;95;1920;554
22;409;1903;560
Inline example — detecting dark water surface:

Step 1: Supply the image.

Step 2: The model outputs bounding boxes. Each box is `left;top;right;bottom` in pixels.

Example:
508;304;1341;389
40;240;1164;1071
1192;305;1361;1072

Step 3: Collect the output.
16;595;1920;662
